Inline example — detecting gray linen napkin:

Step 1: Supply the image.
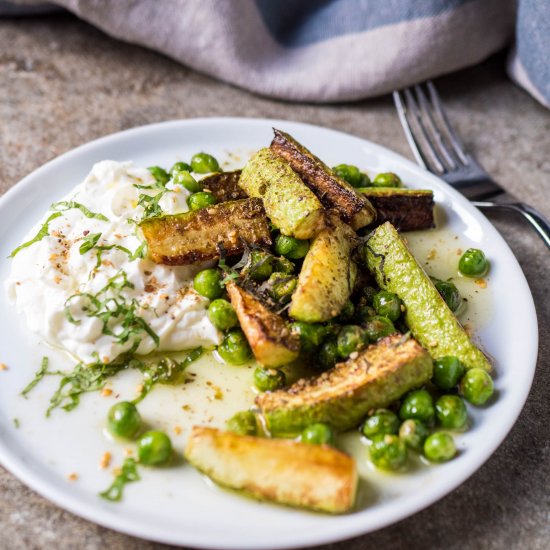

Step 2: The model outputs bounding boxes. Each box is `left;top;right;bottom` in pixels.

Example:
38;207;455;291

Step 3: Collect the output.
3;0;548;107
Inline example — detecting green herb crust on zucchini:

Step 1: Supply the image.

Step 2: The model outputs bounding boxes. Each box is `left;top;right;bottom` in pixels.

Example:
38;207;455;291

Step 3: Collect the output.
289;215;358;323
140;198;271;265
364;222;491;371
270;129;376;230
256;335;433;435
239;148;325;239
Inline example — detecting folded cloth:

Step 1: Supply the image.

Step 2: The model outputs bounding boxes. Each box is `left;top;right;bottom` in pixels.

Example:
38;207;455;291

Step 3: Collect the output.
4;0;549;107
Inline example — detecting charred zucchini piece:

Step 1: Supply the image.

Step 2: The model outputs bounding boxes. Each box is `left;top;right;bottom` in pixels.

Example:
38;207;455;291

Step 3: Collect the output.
201;171;247;203
364;222;491;371
256;335;432;435
290;215;358;323
358;187;435;231
270;129;376;230
184;426;358;513
226;282;300;367
140;199;271;265
239;148;325;239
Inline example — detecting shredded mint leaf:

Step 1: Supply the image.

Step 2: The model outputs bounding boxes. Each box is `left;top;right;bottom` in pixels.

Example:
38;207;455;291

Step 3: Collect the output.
51;201;109;222
9;212;62;258
130;240;148;260
21;348;203;417
99;458;140;502
21;356;51;397
136;192;165;221
13;418;20;429
79;232;102;255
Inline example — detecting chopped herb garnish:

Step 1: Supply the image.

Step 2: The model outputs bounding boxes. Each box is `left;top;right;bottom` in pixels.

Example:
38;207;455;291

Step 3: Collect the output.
9;212;62;258
13;418;20;429
79;232;102;255
136;192;165;221
99;457;140;502
51;201;109;222
21;356;51;397
21;348;203;416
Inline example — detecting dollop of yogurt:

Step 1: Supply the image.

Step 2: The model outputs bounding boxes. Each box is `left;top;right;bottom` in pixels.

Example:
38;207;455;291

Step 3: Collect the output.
6;161;221;364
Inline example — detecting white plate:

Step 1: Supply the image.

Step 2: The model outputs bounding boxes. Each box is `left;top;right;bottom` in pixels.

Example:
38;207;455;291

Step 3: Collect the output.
0;118;538;549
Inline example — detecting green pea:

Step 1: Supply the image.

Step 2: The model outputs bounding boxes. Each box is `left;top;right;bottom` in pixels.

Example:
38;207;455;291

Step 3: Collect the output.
355;299;376;324
273;256;295;275
187;191;216;211
190;152;220;174
208;299;238;331
170;161;192;176
318;339;339;370
107;401;141;439
363;286;378;304
137;430;172;466
226;410;257;436
274;234;310;260
373;291;402;322
372;172;402;188
193;268;223;300
362;409;400;439
458;248;489;277
173;170;202;193
423;432;456;463
218;329;252;365
245;250;273;281
435;395;468;430
399;419;429;452
369;434;407;470
332;164;367;188
432;278;461;312
460;368;494;406
363;315;396;342
254;367;286;392
291;322;327;354
337;300;355;322
148;166;170;185
301;423;335;446
267;272;297;304
432;356;465;390
336;325;366;358
399;389;435;422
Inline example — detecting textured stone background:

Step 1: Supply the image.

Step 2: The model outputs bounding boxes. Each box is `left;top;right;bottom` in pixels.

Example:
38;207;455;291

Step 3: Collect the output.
0;14;549;550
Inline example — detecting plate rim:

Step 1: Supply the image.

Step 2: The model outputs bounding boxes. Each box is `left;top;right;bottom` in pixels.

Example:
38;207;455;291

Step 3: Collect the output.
0;117;539;549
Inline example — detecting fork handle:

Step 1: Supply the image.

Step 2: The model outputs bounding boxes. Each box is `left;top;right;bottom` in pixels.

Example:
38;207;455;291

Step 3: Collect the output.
473;201;550;250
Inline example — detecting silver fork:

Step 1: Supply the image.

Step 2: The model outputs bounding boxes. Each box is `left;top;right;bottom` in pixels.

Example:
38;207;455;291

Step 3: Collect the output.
393;81;550;249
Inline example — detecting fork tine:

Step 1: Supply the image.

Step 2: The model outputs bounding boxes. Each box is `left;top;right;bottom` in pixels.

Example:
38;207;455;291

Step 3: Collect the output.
402;88;446;174
426;81;470;165
392;90;428;170
413;84;458;171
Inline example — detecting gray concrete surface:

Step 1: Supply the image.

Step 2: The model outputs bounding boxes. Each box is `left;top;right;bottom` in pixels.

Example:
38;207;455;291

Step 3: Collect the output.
0;14;549;550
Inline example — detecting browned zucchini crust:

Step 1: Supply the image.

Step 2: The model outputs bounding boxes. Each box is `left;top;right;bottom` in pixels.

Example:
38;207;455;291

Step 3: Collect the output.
201;171;247;203
360;188;435;231
140;199;271;265
226;282;300;367
270;129;376;230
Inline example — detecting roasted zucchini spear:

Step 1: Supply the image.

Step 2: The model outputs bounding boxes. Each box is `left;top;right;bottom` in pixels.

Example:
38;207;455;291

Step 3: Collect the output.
201;171;247;203
358;187;435;231
140;199;271;265
256;335;433;435
270;129;376;230
239;148;325;239
364;222;491;371
184;426;358;513
226;282;300;367
289;215;358;323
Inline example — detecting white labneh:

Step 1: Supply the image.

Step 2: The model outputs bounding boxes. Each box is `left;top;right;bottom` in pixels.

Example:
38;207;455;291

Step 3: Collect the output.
5;161;221;364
